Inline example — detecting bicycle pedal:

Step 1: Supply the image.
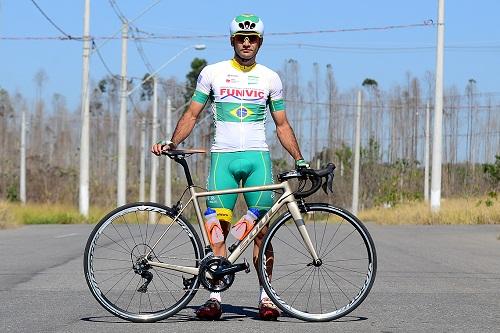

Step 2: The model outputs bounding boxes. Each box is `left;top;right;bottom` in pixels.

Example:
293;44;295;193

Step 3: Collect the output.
183;275;196;290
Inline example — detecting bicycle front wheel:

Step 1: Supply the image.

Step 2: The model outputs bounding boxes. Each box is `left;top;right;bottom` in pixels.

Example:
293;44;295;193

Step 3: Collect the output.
258;203;376;321
84;202;203;322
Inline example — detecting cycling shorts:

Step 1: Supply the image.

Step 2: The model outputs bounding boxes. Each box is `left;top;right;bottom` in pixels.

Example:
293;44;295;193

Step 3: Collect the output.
206;151;274;222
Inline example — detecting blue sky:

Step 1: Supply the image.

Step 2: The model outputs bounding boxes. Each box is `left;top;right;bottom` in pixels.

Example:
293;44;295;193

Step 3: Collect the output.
1;0;499;109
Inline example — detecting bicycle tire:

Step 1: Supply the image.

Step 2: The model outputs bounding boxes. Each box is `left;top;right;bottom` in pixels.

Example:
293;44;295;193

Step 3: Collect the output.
84;202;203;322
257;203;376;322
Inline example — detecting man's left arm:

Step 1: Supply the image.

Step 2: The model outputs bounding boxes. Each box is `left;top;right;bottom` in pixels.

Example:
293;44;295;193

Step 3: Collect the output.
271;110;304;161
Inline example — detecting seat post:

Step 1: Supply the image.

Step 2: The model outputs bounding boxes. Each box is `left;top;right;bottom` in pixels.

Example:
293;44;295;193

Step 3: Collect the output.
174;156;194;186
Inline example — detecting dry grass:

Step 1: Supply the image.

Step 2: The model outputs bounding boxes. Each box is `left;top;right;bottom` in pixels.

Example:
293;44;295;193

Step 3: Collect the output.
0;201;109;227
0;201;19;229
358;196;500;225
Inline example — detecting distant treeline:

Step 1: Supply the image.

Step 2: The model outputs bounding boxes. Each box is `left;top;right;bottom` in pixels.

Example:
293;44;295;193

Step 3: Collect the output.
0;60;498;210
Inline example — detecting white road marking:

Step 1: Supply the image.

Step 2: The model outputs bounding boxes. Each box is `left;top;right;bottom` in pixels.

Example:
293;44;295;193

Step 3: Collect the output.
54;233;78;239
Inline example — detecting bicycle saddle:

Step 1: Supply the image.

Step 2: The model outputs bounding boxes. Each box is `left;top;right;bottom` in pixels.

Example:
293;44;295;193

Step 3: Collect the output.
162;148;207;156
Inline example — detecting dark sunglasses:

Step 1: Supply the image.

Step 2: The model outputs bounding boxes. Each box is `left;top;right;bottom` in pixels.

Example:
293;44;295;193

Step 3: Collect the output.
233;34;260;44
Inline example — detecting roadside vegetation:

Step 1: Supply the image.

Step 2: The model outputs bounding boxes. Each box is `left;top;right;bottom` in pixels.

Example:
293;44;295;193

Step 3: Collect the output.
359;193;499;225
0;202;107;229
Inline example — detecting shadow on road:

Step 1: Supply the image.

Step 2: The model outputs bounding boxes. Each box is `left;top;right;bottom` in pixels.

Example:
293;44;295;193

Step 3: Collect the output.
81;304;368;323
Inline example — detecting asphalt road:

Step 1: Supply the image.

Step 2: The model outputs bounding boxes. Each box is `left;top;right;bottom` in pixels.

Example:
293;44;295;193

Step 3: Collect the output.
1;223;499;332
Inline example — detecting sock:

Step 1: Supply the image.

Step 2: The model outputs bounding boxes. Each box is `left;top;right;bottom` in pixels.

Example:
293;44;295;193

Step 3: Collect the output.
259;286;268;301
210;292;221;302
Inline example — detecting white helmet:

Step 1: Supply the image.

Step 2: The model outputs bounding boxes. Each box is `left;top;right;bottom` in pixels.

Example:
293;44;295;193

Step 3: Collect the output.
230;14;264;37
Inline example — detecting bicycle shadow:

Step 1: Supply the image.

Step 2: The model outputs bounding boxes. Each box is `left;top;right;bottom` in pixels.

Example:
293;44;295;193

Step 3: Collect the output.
81;304;368;323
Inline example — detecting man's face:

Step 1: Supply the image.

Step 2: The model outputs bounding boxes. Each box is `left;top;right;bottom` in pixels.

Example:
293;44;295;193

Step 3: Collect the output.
231;34;262;60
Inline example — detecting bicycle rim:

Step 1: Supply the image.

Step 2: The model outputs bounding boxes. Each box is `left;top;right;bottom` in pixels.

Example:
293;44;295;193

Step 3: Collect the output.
258;203;377;321
84;202;203;322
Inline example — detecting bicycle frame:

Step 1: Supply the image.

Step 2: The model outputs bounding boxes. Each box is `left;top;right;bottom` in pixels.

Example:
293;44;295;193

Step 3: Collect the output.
146;180;320;276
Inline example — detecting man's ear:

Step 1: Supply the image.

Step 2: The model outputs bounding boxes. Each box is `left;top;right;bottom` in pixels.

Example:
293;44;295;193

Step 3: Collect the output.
259;37;264;47
230;36;234;47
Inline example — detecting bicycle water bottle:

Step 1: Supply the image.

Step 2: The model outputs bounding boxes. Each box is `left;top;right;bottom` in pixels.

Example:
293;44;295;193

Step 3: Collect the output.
204;208;224;244
230;208;260;241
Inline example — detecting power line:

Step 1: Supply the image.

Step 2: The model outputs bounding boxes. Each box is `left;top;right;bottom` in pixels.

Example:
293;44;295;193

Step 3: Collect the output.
0;20;435;41
29;0;76;40
108;0;128;23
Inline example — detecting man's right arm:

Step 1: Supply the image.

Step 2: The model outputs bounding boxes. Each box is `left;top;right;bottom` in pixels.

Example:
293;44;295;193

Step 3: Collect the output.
151;100;205;155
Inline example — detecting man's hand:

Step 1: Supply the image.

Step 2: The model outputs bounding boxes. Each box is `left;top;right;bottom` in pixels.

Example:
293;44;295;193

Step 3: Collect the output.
151;140;176;156
295;159;310;169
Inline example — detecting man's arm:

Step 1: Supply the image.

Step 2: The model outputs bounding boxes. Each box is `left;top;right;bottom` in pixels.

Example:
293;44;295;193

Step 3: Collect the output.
151;100;205;155
271;110;304;161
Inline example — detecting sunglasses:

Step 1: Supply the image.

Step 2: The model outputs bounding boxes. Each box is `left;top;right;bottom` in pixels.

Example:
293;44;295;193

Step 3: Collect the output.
233;34;261;44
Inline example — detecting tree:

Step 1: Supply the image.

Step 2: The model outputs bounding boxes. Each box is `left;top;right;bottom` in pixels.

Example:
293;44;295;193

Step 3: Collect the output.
184;58;207;104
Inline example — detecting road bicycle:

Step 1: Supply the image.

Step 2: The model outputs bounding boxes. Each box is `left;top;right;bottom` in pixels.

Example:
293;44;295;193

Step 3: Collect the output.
84;149;377;322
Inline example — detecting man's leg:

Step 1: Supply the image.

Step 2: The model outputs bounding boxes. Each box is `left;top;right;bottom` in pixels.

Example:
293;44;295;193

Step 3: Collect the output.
242;151;280;319
196;152;237;320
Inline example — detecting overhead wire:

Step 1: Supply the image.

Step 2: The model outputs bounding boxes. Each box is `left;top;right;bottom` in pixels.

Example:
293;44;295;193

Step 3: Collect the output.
28;0;77;40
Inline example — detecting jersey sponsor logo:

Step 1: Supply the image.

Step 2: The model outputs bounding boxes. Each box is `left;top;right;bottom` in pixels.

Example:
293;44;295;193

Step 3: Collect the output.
226;74;240;83
248;75;259;85
220;87;265;100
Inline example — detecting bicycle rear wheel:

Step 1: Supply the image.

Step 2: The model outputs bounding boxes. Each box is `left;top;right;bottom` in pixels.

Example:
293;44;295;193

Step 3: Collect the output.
257;203;376;321
84;202;203;322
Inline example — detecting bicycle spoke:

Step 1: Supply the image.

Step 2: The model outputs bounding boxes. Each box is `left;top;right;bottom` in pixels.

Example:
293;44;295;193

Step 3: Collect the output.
273;234;311;259
283;223;310;255
318;219;343;257
323;262;367;275
321;265;351;301
150;278;168;311
321;228;357;259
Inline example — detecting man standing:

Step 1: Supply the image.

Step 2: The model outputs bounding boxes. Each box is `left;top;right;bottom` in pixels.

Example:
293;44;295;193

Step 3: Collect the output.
152;13;308;320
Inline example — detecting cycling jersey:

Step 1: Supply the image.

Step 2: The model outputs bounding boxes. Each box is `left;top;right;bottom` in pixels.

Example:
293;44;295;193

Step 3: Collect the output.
192;59;285;152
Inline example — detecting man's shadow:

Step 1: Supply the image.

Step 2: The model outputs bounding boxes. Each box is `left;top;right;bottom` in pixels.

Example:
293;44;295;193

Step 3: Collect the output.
81;304;367;323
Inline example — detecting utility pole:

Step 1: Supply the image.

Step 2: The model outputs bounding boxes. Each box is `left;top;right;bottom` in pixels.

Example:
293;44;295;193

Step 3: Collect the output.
165;97;172;206
431;0;445;212
139;117;146;202
117;21;128;206
79;0;91;217
424;100;430;202
20;104;26;204
150;76;158;203
352;90;362;215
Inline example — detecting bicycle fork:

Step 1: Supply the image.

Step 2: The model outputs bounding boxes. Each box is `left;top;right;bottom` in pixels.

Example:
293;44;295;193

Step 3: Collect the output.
286;200;322;265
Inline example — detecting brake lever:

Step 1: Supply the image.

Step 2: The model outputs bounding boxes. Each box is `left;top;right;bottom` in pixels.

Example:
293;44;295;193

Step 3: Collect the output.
321;171;334;194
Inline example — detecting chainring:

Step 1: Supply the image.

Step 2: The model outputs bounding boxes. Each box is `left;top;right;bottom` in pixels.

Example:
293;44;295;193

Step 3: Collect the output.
198;255;235;292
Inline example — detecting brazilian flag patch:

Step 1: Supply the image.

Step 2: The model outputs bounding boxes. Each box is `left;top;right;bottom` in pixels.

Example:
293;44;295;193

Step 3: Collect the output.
230;106;253;119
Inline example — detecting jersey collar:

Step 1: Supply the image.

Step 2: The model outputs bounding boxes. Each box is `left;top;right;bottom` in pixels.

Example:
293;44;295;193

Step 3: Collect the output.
230;58;256;72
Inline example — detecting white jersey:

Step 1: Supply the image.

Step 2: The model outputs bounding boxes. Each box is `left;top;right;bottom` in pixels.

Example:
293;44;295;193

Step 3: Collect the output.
192;59;286;152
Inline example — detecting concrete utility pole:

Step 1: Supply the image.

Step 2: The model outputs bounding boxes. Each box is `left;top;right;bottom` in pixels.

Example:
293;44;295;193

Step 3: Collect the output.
20;104;26;204
431;0;445;212
139;117;146;202
165;97;172;206
352;90;362;215
79;0;91;217
424;100;431;202
117;21;128;206
150;77;158;203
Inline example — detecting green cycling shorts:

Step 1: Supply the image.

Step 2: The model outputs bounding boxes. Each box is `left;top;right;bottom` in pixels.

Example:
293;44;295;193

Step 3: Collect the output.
206;151;274;222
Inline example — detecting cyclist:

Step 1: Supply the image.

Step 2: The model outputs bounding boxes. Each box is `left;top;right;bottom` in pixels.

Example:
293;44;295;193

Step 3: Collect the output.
152;13;308;320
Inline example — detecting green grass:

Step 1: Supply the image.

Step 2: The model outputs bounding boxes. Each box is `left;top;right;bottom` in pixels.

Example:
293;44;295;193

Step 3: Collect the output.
0;201;108;228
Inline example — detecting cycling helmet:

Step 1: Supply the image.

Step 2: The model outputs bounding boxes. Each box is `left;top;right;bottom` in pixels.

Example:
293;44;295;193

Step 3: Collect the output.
230;14;264;37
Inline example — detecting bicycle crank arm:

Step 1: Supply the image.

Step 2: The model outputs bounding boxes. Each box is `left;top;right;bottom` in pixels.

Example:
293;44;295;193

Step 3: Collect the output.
212;259;250;278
